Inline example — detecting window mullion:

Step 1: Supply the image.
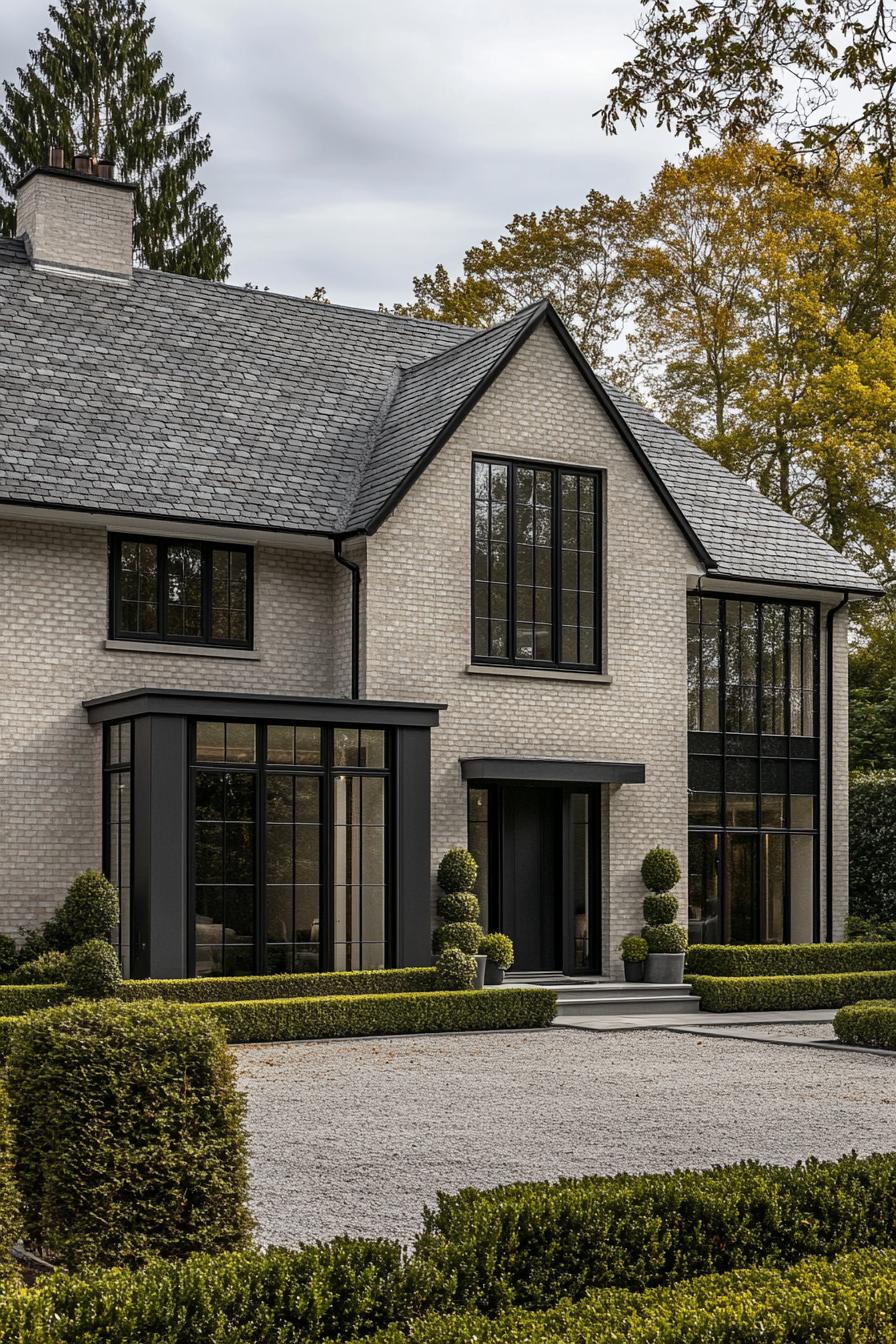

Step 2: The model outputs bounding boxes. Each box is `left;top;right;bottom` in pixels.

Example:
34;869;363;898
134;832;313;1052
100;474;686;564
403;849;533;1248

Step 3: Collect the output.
509;465;517;662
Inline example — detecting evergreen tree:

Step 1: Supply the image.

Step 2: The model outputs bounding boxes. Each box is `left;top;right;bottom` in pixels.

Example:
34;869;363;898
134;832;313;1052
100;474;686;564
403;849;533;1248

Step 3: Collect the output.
0;0;230;279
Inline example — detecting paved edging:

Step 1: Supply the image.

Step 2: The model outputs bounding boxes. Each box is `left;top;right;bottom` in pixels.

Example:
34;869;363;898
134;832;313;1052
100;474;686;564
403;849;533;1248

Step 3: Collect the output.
664;1025;896;1058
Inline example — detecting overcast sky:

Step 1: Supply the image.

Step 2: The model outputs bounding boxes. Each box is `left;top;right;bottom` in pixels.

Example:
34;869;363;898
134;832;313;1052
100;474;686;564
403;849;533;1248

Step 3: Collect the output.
0;0;683;307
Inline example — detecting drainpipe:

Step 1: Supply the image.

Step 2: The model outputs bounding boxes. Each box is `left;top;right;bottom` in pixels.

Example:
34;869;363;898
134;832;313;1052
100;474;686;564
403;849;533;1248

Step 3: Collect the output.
334;538;361;700
825;590;850;942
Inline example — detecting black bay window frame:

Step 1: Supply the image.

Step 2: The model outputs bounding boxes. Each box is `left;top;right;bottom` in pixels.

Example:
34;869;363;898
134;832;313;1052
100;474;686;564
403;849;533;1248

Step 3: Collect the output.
102;719;134;971
108;533;254;650
470;454;604;674
687;592;821;944
187;719;396;977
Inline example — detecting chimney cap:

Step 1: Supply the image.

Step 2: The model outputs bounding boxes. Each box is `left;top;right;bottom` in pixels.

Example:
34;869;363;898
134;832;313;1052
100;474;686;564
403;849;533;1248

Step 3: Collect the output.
96;158;114;181
48;146;65;169
12;164;136;195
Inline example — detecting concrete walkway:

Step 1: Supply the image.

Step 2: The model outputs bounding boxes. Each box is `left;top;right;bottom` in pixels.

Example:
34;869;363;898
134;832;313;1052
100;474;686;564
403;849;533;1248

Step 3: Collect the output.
555;1008;837;1032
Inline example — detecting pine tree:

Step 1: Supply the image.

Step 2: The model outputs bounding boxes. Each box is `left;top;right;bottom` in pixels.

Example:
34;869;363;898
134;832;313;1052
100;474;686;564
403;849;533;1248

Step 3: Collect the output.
0;0;231;279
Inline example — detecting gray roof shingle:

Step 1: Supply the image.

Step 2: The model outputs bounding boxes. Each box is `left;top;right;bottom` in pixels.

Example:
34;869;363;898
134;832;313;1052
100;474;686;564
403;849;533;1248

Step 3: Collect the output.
0;237;879;594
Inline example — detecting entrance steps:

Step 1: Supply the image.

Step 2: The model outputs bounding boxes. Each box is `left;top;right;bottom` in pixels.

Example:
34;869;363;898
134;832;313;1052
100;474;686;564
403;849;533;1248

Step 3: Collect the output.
505;972;702;1018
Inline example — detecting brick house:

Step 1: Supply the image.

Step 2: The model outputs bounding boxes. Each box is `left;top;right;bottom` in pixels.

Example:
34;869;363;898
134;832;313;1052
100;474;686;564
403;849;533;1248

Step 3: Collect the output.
0;159;880;979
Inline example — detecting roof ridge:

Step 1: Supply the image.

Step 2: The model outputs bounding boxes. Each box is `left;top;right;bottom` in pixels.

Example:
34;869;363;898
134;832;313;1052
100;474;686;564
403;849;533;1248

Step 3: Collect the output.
398;299;548;377
340;364;405;530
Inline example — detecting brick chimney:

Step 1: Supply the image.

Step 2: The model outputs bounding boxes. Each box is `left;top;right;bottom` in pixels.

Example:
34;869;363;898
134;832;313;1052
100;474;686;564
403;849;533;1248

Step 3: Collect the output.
14;150;135;280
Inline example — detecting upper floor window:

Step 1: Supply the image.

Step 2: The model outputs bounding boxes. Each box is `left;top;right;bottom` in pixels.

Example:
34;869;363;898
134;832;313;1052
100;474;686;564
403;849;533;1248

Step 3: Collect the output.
472;457;601;670
687;595;816;736
109;535;252;648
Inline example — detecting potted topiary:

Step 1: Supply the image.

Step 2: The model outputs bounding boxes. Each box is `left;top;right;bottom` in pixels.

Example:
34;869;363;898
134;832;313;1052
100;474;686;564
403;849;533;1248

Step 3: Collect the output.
479;932;513;985
618;934;648;983
640;847;687;984
434;848;486;988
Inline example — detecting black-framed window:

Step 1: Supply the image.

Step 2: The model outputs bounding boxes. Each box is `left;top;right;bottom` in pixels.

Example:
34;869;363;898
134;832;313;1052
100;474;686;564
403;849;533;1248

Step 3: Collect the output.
472;457;601;670
190;720;391;976
109;535;252;648
102;721;133;975
687;594;819;945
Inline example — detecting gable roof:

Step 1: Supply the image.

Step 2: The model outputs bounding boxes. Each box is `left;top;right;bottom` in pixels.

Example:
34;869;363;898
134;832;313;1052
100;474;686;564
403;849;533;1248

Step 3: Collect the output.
0;235;880;595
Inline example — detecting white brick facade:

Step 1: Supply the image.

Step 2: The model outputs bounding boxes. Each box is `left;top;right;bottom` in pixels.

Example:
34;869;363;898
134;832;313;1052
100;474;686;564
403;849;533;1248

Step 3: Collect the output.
15;172;134;278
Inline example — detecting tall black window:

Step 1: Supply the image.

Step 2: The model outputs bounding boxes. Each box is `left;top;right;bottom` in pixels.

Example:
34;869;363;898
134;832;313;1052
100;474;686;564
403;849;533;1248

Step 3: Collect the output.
687;595;819;945
102;721;133;974
473;457;601;670
191;721;390;975
110;535;252;648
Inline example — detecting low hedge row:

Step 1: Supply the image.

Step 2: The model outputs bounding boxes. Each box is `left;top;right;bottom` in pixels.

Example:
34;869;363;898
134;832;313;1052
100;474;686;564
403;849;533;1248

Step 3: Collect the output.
686;940;896;977
691;968;896;1012
0;983;67;1015
835;999;896;1049
118;967;442;1004
363;1249;896;1344
189;988;556;1044
412;1151;896;1312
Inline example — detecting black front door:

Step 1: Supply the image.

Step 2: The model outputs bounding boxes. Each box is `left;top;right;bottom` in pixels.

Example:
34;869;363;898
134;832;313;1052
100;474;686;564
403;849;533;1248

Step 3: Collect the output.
500;786;562;971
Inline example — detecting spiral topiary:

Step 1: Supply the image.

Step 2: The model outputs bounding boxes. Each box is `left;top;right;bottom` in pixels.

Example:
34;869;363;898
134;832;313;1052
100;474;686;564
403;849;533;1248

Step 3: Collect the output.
436;889;481;923
643;892;679;926
642;923;688;953
432;920;483;957
437;848;479;895
66;939;123;1000
435;947;477;990
641;848;682;895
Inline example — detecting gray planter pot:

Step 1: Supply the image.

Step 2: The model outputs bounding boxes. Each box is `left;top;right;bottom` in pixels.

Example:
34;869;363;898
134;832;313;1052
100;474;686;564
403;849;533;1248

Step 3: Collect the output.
645;951;686;984
474;954;488;990
623;959;646;983
484;959;505;986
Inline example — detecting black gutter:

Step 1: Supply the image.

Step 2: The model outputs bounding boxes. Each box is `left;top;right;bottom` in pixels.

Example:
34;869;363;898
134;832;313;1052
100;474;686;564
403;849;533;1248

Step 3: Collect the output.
334;538;361;700
825;590;850;941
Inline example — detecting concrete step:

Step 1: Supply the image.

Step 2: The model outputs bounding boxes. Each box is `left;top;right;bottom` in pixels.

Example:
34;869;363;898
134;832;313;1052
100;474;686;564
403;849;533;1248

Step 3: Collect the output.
553;982;691;1001
554;992;702;1018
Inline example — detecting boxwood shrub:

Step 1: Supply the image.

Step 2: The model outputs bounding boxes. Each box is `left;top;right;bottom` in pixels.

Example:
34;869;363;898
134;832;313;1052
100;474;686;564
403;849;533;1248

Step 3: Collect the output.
0;982;67;1015
190;988;556;1044
835;999;896;1049
690;968;896;1012
410;1151;896;1314
0;1079;20;1287
6;998;252;1269
119;966;441;1004
687;940;896;977
365;1249;896;1344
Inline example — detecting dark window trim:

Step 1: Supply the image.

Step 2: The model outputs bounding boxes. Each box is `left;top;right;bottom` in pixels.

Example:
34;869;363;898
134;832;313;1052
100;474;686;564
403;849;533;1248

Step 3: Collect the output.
470;454;604;674
108;533;254;650
187;718;394;976
102;719;134;970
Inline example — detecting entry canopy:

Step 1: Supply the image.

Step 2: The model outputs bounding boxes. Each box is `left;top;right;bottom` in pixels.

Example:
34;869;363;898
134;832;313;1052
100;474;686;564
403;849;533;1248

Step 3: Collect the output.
460;756;645;786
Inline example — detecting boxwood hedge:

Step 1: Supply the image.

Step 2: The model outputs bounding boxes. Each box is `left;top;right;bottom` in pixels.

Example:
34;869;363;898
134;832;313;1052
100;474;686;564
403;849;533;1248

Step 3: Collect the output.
0;1080;20;1287
686;940;896;977
364;1249;896;1344
118;967;442;1004
410;1151;896;1314
690;968;896;1012
188;988;556;1044
835;999;896;1049
0;983;67;1015
6;998;252;1269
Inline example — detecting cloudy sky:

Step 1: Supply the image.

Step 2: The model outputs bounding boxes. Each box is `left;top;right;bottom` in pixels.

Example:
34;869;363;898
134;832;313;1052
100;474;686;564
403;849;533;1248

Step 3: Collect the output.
0;0;683;306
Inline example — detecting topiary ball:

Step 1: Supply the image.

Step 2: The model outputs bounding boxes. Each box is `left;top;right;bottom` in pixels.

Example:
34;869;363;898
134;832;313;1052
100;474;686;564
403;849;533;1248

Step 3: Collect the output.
436;889;481;923
435;947;477;990
643;923;688;954
437;849;479;895
11;950;69;984
60;871;119;945
66;939;122;1000
479;932;514;969
643;891;679;926
432;920;483;958
641;847;682;894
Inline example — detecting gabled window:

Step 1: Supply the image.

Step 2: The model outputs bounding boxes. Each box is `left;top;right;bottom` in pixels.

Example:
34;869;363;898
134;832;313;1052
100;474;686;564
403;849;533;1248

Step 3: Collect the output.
109;535;252;648
472;457;602;670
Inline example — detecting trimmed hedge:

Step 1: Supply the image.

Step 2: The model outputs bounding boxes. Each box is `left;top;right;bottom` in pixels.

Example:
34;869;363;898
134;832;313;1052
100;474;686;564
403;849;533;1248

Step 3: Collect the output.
687;940;896;977
835;999;896;1049
119;966;442;1004
0;1080;20;1287
411;1151;896;1314
365;1250;896;1344
188;988;556;1044
0;982;67;1015
851;770;896;921
6;998;252;1269
691;968;896;1012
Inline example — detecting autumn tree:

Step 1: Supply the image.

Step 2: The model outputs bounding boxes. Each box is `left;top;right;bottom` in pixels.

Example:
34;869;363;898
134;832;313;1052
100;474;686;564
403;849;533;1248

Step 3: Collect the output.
0;0;230;279
391;190;637;373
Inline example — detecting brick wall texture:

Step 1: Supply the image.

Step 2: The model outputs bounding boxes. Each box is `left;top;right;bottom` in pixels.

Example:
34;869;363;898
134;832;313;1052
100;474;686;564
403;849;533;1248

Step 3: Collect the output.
0;321;851;960
16;173;134;278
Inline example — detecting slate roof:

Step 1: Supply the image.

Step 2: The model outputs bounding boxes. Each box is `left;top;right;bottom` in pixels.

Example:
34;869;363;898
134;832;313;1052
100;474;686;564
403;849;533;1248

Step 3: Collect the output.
0;236;880;594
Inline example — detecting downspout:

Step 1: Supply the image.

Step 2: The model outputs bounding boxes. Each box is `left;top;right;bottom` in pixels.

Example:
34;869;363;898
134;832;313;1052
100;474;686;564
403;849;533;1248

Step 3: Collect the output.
825;591;850;942
334;538;361;700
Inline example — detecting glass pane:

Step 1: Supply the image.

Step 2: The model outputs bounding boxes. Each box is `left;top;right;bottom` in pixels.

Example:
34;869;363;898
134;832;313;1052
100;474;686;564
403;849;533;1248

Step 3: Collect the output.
225;722;256;764
761;794;786;828
196;721;225;763
359;729;385;768
571;792;590;969
725;834;757;943
790;834;815;941
467;787;489;919
761;834;785;943
333;727;359;767
267;725;294;765
725;601;758;733
725;793;756;828
166;544;203;639
117;539;160;636
790;794;815;828
688;792;721;826
687;833;721;943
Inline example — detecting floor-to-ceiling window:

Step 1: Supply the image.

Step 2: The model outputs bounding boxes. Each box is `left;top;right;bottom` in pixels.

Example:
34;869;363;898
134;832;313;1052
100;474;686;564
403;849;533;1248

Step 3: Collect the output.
102;721;133;974
190;720;390;975
687;595;819;944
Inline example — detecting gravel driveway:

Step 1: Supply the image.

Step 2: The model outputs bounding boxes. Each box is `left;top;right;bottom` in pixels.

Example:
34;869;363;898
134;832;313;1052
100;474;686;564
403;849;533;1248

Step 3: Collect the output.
235;1026;896;1247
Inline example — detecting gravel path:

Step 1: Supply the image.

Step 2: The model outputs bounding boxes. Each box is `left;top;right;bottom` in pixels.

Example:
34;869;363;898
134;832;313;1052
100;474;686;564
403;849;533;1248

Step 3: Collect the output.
235;1027;896;1247
696;1022;838;1042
